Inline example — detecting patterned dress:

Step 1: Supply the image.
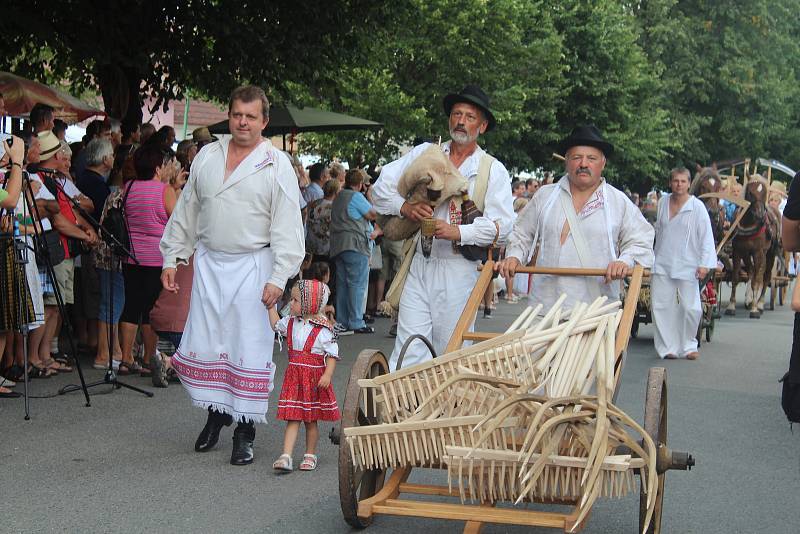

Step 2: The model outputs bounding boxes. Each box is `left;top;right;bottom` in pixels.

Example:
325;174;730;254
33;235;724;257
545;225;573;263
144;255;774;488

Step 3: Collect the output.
276;317;340;422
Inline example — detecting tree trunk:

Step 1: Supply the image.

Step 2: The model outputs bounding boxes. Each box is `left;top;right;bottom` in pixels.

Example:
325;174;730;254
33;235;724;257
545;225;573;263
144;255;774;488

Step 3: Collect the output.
96;64;143;124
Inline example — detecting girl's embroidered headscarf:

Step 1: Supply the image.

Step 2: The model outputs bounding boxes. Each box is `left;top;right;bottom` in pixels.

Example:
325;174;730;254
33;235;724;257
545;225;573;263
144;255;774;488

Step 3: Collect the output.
298;279;330;318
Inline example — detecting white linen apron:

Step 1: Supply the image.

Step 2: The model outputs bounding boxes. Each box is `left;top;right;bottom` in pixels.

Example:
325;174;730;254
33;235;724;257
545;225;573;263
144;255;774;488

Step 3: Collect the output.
172;243;276;423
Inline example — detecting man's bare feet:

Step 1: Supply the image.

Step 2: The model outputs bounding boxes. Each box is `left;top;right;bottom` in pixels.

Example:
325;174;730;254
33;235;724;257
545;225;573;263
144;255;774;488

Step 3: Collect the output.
686;352;699;360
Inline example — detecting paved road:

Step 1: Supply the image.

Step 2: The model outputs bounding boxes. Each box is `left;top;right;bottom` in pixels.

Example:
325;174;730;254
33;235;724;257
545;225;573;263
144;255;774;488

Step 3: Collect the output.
2;289;799;533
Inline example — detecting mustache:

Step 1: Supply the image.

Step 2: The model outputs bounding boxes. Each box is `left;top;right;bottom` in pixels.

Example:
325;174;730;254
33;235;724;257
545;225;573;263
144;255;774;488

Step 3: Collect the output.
577;167;593;175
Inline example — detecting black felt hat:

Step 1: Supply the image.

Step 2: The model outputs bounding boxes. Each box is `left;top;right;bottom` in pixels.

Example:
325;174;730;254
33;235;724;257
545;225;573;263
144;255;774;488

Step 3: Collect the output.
557;124;614;158
443;85;496;132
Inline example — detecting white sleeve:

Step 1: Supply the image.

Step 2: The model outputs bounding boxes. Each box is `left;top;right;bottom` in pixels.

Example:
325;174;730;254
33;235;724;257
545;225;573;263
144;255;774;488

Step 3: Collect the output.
318;328;339;360
268;153;306;289
371;143;430;216
505;186;548;263
616;195;655;268
275;315;290;336
459;160;514;246
160;150;205;269
31;175;55;200
695;202;718;269
62;179;82;198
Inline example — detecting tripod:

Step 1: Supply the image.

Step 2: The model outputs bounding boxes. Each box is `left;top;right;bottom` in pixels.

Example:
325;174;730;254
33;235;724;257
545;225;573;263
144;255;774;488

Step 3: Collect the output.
3;169;91;418
53;174;153;398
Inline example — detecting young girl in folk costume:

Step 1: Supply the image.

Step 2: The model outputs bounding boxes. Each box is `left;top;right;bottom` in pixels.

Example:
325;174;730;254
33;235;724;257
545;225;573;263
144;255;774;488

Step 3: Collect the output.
269;279;339;472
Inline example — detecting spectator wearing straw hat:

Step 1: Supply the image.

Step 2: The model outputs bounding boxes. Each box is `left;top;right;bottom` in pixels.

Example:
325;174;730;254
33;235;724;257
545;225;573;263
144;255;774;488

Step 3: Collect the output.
191;126;217;151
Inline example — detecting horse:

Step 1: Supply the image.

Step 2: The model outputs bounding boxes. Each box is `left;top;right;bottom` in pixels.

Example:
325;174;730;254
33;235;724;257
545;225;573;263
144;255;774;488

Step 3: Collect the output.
691;165;727;244
725;176;781;318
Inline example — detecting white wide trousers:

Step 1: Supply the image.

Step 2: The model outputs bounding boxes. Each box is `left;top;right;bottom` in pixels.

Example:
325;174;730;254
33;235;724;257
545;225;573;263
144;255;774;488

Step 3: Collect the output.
651;274;701;358
389;253;479;370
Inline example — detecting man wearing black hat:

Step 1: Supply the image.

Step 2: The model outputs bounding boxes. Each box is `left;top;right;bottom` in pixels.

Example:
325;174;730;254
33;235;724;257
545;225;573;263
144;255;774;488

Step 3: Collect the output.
372;85;515;369
498;125;654;313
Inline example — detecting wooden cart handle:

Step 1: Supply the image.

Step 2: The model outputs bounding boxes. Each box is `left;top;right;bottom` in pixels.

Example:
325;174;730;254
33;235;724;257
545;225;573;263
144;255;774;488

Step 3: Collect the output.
478;264;650;277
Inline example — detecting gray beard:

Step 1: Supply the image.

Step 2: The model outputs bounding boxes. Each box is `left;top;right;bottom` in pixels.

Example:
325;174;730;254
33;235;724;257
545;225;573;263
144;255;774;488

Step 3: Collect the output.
450;128;477;145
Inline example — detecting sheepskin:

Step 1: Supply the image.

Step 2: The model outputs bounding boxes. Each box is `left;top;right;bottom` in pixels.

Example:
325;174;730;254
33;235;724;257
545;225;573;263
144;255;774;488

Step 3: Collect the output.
379;144;469;241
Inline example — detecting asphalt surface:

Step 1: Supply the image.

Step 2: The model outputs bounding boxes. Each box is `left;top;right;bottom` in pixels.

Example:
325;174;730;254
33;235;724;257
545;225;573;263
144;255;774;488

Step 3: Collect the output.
2;286;799;534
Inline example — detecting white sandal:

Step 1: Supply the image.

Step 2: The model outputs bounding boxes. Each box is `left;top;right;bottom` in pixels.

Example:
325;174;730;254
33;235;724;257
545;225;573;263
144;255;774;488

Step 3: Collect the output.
272;453;293;472
299;453;318;471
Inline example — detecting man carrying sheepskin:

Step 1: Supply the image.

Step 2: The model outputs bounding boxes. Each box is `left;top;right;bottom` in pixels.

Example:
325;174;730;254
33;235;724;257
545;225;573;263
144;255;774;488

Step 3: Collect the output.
497;125;654;314
371;85;515;370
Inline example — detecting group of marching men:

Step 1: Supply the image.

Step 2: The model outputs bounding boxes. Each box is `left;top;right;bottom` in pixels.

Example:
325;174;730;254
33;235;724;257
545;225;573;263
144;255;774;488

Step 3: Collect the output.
151;84;714;462
378;86;716;366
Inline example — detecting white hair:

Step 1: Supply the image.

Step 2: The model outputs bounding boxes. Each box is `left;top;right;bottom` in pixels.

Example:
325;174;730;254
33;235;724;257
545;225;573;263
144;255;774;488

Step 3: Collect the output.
85;138;113;166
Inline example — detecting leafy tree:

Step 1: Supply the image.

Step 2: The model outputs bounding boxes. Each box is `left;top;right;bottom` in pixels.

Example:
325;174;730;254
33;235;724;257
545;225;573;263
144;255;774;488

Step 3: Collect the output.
0;1;386;122
299;0;565;173
636;0;800;177
548;0;677;188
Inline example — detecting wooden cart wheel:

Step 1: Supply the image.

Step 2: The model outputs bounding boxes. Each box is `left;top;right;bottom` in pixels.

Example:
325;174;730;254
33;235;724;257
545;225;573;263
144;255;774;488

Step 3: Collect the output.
339;349;390;528
694;319;702;347
705;311;714;343
769;282;776;311
639;367;667;534
712;279;722;319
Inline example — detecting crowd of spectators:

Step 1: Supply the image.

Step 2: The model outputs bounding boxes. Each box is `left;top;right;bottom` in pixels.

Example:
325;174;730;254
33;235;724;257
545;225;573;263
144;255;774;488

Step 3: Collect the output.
0;104;552;397
0;102;192;395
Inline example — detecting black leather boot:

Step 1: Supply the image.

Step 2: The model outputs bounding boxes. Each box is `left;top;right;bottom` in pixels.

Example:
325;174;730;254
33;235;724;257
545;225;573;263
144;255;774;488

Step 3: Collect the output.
230;421;255;466
194;408;233;452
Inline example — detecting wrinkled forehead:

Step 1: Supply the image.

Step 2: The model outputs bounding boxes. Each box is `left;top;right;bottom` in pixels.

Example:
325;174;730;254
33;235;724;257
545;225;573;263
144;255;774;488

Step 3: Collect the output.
450;102;484;118
565;145;604;159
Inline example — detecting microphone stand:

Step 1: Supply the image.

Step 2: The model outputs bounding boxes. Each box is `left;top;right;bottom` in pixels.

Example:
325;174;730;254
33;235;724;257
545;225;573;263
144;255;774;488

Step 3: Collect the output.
3;168;91;418
37;170;152;398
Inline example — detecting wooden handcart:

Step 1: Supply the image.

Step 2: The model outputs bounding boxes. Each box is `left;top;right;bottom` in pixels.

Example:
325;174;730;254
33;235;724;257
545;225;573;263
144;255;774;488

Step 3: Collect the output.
769;252;792;310
629;274;651;340
338;264;694;533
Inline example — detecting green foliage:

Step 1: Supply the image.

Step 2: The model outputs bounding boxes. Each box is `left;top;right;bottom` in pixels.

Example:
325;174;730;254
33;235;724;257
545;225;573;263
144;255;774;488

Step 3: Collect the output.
0;1;385;121
3;0;800;187
299;0;565;173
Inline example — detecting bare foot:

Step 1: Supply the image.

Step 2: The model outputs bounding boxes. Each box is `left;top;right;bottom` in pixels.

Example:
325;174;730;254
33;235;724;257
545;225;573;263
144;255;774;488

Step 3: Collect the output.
686;352;699;360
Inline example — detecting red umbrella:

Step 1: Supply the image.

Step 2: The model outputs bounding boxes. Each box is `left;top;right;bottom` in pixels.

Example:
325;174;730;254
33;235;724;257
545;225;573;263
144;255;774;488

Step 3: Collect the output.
0;71;105;124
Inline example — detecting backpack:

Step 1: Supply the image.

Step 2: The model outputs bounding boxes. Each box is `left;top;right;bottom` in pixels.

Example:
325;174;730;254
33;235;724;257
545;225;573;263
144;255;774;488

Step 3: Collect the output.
781;313;800;424
101;181;133;258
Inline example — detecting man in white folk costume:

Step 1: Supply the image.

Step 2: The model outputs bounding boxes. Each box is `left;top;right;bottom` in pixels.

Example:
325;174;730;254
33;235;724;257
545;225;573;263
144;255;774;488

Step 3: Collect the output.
160;86;305;466
371;85;515;370
498;125;654;313
651;167;717;360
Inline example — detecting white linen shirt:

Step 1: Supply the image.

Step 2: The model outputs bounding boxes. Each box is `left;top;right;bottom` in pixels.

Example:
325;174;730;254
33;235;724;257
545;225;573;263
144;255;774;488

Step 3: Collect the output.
653;194;717;281
371;142;514;258
30;173;55;231
274;316;339;359
160;138;305;289
506;176;654;312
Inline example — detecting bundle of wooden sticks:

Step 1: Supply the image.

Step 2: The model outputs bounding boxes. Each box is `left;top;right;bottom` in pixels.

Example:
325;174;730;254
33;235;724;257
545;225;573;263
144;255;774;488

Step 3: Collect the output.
344;295;659;533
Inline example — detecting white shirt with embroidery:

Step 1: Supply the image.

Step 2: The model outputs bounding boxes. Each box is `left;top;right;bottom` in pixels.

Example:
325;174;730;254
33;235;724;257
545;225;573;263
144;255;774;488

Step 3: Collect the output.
274;316;339;359
506;176;654;312
160;138;305;289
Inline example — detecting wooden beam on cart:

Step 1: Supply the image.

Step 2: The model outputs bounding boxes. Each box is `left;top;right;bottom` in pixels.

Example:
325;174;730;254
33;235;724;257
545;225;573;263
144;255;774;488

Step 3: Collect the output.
699;192;751;255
